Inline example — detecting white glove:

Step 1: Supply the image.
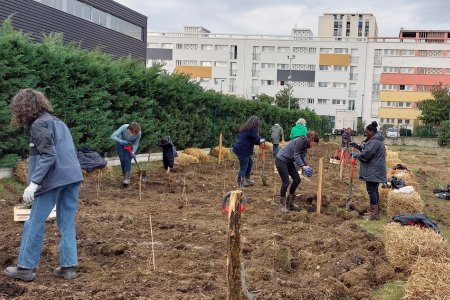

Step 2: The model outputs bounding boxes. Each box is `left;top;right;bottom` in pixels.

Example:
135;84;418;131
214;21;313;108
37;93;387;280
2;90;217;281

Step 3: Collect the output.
23;182;39;204
259;138;265;144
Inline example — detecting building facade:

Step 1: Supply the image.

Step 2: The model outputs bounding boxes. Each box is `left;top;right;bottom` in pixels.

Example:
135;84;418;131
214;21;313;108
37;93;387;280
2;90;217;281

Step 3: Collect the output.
0;0;147;60
318;13;378;39
147;25;450;131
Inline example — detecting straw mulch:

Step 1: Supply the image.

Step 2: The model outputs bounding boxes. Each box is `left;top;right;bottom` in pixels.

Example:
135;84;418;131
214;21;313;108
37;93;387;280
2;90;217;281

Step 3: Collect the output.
82;165;113;178
386;151;399;161
184;148;209;162
175;153;199;165
378;187;392;212
384;222;449;273
14;160;28;184
404;258;450;300
386;190;424;218
386;158;402;169
210;146;231;160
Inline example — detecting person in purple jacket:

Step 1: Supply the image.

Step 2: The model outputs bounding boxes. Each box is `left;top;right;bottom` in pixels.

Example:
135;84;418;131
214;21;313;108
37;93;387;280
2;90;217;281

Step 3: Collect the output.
232;116;265;188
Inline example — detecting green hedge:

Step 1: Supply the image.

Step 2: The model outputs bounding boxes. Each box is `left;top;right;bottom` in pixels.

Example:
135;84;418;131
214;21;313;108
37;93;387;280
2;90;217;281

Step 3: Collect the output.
0;18;330;159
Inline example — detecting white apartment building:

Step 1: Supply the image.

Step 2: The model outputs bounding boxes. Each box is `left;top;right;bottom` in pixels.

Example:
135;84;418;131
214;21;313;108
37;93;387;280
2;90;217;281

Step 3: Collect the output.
147;22;450;130
318;13;378;39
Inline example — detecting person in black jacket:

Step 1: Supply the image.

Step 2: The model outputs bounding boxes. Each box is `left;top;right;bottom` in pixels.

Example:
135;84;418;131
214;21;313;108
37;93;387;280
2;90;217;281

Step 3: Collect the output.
341;127;352;148
275;131;319;213
158;137;177;171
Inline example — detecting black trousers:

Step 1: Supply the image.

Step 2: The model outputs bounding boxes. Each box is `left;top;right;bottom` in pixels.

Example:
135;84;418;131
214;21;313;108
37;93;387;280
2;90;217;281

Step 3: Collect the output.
366;181;380;205
275;157;301;198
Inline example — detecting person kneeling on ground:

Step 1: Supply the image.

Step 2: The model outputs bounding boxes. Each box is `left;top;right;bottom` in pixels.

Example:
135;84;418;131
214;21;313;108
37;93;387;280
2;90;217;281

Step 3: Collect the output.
111;122;142;187
4;89;83;281
232;116;265;188
275;131;319;213
350;121;386;220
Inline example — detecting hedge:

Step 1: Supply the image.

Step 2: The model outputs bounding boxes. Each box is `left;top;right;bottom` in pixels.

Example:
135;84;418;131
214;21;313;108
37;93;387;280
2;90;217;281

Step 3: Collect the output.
0;18;331;162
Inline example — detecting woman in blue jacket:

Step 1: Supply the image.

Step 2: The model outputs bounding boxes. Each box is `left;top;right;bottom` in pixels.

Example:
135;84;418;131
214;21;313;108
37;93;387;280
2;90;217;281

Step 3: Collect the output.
232;116;265;188
111;122;141;187
5;89;83;281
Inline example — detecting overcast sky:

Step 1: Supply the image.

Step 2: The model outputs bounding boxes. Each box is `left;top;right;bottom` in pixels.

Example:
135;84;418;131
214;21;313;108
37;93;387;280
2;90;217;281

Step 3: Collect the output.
115;0;450;36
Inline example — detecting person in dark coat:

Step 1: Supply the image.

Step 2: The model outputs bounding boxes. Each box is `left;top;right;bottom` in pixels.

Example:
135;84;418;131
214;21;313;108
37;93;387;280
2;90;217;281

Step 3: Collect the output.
158;137;177;170
232;116;265;188
5;89;83;281
275;131;319;213
351;121;386;220
341;127;352;148
269;123;284;156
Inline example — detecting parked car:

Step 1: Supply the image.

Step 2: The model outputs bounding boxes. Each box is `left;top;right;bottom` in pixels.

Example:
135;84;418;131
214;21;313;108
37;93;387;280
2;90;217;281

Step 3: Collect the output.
386;127;399;138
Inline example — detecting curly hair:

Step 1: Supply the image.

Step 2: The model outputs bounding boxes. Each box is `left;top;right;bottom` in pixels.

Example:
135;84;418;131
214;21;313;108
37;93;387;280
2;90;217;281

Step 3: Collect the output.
307;131;320;143
238;116;260;132
10;89;53;127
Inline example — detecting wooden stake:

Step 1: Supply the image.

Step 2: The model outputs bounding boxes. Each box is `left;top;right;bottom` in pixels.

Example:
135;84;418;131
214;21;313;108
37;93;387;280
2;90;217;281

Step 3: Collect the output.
227;190;244;300
339;149;345;181
182;177;188;205
219;132;223;164
96;170;101;201
139;173;142;201
316;158;324;214
147;213;156;271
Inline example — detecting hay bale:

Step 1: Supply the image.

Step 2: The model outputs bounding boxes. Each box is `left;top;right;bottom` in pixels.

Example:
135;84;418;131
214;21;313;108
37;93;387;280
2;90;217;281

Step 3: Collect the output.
264;141;273;151
184;148;208;162
14;159;28;184
175;153;199;166
386;158;402;169
279;141;286;149
386;190;424;218
210;146;231;159
404;258;450;300
378;187;392;212
386;151;399;160
384;223;449;272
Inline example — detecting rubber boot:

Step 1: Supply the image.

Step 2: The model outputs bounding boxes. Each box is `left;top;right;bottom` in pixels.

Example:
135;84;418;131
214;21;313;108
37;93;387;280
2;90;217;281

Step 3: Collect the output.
53;266;77;279
244;175;255;186
123;171;131;187
279;197;289;213
4;266;36;282
369;205;380;220
287;193;300;211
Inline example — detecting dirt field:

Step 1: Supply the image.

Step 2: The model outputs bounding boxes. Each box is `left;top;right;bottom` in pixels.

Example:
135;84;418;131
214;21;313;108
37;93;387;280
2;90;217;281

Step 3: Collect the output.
0;142;411;299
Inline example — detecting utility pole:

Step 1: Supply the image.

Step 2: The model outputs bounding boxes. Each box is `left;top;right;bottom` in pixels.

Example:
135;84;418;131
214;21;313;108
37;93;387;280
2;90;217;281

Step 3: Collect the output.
287;55;295;110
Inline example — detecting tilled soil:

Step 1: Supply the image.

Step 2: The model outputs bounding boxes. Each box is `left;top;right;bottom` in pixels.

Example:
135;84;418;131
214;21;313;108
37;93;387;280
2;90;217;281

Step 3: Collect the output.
0;143;396;299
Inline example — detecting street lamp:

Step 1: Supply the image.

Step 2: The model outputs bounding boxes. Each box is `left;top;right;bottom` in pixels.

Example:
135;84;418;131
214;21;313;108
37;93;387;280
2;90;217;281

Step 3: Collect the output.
287;55;295;110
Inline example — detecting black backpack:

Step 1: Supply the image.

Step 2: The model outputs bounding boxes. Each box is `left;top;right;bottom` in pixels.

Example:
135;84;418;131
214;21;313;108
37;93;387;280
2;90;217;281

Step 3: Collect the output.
392;213;441;235
77;148;107;172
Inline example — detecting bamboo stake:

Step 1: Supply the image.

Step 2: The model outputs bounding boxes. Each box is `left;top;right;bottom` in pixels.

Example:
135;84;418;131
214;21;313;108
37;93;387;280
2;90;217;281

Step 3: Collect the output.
182;177;188;205
339;148;345;181
139;173;142;201
227;190;244;300
219;132;223;164
316;158;324;214
96;170;101;200
147;213;156;271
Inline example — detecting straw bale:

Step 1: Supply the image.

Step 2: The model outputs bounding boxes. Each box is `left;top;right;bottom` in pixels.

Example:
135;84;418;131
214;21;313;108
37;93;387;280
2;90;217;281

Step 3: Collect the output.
378;187;392;212
384;223;449;272
175;153;199;165
386;151;399;160
386;158;402;169
264;141;273;151
404;258;450;300
14;160;28;184
210;146;231;159
279;141;286;149
386;191;424;218
184;148;209;162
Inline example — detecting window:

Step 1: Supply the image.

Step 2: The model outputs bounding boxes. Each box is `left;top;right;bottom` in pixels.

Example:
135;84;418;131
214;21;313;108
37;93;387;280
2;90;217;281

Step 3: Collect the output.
278;47;290;53
384;49;400;56
400;67;413;74
307;82;315;87
381;118;395;124
182;60;197;66
262;46;275;52
309;48;317;54
215;45;228;51
320;48;332;53
418;50;443;57
446;68;450;75
417;67;441;75
319;65;331;71
399;85;413;91
214;61;227;68
277;64;289;70
398;119;410;125
333;65;348;71
261;80;274;85
318;82;330;88
176;43;183;49
183;44;198;50
318;99;328;104
201;44;213;50
261;63;275;69
307;98;315;104
161;43;173;49
175;60;182;66
333;82;347;88
214;78;226;85
348;100;355;110
201;61;212;67
334;48;348;54
332;99;346;105
383;66;399;73
401;50;415;56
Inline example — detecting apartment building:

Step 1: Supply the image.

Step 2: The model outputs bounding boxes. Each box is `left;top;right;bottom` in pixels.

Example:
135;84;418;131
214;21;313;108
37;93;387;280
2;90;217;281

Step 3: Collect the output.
318;13;378;39
147;22;450;130
0;0;147;60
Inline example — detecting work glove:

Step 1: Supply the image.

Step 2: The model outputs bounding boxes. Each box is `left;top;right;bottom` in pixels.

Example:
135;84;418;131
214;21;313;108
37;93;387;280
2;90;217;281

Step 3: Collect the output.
349;142;359;148
351;152;359;158
119;140;128;146
259;138;265;144
303;166;312;177
131;152;136;158
23;182;39;205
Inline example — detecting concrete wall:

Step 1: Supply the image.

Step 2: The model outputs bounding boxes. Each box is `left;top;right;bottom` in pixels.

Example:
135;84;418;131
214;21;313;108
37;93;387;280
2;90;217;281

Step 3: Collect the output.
328;135;439;148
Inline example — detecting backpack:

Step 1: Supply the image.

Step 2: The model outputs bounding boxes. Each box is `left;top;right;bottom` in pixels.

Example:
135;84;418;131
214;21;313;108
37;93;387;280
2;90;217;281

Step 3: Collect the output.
392;213;441;235
77;148;107;172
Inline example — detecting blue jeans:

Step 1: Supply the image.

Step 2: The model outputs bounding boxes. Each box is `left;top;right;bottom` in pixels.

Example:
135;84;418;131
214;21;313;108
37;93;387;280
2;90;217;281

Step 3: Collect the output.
17;182;80;269
116;143;132;173
237;154;253;182
366;181;380;205
273;144;279;157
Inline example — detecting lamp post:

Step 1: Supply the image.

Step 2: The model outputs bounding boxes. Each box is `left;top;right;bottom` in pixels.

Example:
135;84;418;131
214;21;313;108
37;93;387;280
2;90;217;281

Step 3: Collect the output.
287;55;295;110
219;79;225;93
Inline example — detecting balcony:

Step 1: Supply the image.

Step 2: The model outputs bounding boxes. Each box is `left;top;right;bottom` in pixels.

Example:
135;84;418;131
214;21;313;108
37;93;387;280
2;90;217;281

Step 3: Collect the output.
252;53;261;60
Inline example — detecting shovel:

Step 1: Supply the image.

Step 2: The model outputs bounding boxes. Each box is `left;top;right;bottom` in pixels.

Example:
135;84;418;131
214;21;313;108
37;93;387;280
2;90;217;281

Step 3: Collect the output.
124;144;149;183
345;154;357;211
260;142;268;186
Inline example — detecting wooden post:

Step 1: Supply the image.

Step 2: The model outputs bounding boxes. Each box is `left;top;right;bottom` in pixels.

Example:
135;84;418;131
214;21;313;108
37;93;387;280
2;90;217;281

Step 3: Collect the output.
227;190;244;300
339;149;345;181
219;132;223;164
316;158;324;214
139;173;142;201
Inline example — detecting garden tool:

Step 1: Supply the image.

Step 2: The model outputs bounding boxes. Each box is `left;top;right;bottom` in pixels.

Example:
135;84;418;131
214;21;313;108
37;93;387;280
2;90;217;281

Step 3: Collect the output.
345;152;357;211
220;191;248;214
260;142;268;186
124;144;149;183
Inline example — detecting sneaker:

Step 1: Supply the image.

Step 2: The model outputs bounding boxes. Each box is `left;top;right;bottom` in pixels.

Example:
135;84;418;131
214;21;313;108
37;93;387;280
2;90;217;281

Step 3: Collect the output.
4;266;36;282
53;266;77;279
245;178;256;185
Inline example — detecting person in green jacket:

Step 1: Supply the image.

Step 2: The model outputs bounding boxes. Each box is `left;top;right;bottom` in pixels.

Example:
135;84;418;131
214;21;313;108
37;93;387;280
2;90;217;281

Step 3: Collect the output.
289;118;308;139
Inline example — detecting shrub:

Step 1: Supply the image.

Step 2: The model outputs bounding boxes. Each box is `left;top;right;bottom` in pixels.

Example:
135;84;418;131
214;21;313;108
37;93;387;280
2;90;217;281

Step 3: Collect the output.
437;120;450;147
0;154;20;168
